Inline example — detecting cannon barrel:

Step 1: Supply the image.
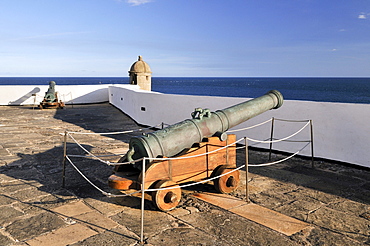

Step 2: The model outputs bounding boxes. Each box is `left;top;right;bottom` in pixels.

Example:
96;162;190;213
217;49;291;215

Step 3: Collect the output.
127;90;283;163
44;81;56;102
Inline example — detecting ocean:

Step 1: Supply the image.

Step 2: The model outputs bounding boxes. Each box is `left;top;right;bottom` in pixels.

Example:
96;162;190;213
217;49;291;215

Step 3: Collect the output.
0;77;369;104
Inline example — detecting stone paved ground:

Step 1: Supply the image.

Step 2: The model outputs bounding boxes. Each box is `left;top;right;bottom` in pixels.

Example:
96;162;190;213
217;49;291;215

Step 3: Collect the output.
0;104;369;245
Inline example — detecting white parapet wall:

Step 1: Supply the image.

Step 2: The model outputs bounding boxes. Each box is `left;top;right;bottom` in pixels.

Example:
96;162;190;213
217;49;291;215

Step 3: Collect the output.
109;85;370;168
0;84;131;105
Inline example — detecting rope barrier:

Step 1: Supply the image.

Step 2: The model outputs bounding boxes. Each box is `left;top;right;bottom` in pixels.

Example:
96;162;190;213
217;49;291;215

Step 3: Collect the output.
64;119;310;165
63;118;313;197
227;118;272;132
65;154;244;194
65;140;311;195
63;117;313;245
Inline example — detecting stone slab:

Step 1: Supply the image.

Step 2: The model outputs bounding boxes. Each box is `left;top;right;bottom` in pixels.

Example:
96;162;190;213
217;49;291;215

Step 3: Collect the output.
52;201;93;217
194;192;310;236
0;181;35;195
69;226;138;246
74;211;118;233
0;234;13;246
5;212;66;241
0;206;24;224
26;223;98;246
83;197;127;217
105;147;128;156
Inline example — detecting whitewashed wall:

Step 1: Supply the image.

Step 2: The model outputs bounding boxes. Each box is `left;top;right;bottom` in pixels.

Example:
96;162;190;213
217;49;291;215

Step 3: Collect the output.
109;85;370;168
0;84;122;105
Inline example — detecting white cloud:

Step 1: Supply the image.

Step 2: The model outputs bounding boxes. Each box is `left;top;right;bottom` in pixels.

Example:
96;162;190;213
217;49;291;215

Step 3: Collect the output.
358;14;366;19
126;0;152;6
358;12;369;19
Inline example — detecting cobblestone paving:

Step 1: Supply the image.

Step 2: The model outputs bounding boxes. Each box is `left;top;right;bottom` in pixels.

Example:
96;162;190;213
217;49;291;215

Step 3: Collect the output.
0;104;369;245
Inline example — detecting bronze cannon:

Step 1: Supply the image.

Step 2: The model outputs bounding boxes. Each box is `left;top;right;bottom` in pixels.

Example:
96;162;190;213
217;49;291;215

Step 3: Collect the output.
109;90;284;211
39;81;65;109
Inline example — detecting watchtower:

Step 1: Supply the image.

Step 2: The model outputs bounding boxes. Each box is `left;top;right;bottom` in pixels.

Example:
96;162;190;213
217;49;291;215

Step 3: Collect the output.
129;56;152;91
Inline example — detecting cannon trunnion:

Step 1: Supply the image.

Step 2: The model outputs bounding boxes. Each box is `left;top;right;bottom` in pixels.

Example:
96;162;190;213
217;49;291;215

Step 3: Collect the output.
108;90;284;211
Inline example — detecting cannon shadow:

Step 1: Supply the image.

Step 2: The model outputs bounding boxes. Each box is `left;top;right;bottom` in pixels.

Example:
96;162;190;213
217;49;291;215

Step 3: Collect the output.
8;87;41;105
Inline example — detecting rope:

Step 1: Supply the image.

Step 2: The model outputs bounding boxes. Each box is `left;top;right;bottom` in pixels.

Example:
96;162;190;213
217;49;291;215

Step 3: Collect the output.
68;154;124;158
66;155;111;196
66;133;142;166
66;123;162;135
60;92;72;96
273;118;310;123
246;121;310;144
145;138;244;161
227;118;272;133
34;94;44;99
248;142;311;166
65;155;142;197
145;161;246;192
67;129;144;135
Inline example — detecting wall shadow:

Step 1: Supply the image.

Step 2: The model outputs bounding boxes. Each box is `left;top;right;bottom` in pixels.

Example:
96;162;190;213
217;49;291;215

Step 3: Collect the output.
61;88;109;104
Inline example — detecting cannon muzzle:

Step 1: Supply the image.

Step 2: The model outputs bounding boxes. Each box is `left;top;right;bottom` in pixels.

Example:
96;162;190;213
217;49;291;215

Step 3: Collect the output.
127;90;283;163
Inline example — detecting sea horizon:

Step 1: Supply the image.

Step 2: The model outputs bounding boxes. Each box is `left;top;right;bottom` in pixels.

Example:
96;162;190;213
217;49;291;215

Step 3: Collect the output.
0;77;369;104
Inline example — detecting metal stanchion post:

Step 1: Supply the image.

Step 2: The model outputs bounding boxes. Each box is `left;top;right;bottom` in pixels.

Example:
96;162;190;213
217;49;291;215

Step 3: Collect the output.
140;158;146;245
310;120;314;168
62;131;68;188
244;137;250;203
70;92;74;108
32;94;37;110
268;117;275;161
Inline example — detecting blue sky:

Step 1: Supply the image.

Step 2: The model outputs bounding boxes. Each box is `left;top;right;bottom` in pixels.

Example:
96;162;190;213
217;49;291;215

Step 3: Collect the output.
1;0;369;77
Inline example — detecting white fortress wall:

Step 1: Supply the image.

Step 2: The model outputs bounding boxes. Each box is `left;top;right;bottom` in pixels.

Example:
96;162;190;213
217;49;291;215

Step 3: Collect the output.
0;84;130;105
109;85;370;168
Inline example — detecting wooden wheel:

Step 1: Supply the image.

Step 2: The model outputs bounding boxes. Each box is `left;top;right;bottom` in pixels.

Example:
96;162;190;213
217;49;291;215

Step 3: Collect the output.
151;180;181;211
214;165;240;194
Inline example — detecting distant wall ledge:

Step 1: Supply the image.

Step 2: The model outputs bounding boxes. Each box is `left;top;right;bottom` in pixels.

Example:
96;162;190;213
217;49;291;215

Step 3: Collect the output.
0;84;136;106
109;85;370;168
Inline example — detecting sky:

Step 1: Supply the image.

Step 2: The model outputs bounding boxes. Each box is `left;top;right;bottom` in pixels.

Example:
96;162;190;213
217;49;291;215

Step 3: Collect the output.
0;0;370;77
